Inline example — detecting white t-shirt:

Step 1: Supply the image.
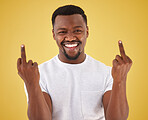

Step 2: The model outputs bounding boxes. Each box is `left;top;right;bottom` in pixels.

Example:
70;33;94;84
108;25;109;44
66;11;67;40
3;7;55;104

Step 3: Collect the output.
25;54;113;120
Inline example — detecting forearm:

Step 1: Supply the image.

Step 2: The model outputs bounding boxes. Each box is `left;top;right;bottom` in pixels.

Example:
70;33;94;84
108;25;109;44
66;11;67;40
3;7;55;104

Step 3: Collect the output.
26;84;52;120
106;81;129;120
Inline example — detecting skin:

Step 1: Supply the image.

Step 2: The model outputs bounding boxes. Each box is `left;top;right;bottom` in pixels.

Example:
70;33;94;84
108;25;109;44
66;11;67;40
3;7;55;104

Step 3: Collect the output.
52;14;88;64
17;45;52;120
103;41;132;120
17;14;132;120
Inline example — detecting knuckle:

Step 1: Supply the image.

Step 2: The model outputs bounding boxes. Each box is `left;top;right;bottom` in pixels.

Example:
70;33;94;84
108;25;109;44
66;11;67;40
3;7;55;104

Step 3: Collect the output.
27;64;31;68
113;59;117;62
116;65;120;69
33;62;38;65
22;64;26;68
113;59;116;62
120;63;124;67
125;62;129;66
21;65;27;70
113;60;117;65
119;63;126;68
115;55;119;58
17;58;21;61
28;60;33;63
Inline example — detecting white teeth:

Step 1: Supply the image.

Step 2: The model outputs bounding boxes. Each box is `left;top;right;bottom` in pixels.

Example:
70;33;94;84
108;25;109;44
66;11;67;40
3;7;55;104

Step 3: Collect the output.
65;44;78;47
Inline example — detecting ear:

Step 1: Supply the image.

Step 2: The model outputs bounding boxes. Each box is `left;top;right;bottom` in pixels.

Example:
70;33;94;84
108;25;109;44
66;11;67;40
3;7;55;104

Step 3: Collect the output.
86;26;89;38
52;29;56;40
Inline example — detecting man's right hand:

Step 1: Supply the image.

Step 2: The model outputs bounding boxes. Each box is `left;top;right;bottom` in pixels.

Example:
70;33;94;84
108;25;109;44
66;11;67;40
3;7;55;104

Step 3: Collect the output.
17;45;40;87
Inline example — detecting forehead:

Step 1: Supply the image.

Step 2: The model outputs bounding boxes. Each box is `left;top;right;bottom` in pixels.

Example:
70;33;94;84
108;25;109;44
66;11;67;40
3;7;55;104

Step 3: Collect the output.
54;14;86;29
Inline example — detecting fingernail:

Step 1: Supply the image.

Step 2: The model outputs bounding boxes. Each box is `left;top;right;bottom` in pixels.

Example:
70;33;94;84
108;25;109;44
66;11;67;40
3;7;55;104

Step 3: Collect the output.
119;40;122;44
21;44;24;47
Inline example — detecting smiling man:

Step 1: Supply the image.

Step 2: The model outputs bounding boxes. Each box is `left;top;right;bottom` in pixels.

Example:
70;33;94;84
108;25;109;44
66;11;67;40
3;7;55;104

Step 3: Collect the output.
53;12;88;63
17;5;132;120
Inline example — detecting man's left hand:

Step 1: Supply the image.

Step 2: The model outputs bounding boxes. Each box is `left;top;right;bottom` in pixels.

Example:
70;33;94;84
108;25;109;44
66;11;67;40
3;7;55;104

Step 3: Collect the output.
112;40;132;83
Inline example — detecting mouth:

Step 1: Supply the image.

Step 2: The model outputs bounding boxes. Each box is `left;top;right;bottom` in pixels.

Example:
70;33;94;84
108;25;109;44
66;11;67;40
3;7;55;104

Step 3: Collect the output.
62;41;80;50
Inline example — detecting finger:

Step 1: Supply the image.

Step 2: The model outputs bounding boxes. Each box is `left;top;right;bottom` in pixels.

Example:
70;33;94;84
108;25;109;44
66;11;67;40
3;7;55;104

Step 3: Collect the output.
126;56;132;64
115;55;124;64
33;62;38;68
113;59;118;67
21;44;26;64
28;60;33;66
118;40;128;62
17;58;21;70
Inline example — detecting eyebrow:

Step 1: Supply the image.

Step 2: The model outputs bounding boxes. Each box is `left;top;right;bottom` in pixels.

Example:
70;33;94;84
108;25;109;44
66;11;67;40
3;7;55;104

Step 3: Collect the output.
73;26;83;29
57;26;83;31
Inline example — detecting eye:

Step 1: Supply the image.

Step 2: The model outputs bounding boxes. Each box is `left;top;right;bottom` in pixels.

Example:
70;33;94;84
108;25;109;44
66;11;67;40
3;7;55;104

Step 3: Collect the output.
58;31;67;34
74;29;83;33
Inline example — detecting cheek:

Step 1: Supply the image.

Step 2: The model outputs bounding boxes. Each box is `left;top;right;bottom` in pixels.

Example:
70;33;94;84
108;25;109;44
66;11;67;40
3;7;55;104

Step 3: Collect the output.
79;33;87;46
55;36;64;46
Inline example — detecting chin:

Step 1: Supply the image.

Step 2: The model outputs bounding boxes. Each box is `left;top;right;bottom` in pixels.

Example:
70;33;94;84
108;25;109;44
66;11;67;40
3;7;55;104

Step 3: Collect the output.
64;51;81;60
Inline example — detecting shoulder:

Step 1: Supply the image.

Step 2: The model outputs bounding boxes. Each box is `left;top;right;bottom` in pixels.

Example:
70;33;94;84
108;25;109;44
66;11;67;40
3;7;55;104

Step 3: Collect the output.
38;55;58;72
87;55;112;73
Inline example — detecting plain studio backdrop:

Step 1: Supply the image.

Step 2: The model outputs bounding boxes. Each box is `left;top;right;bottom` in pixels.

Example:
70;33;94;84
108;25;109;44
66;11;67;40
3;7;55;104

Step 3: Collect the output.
0;0;147;120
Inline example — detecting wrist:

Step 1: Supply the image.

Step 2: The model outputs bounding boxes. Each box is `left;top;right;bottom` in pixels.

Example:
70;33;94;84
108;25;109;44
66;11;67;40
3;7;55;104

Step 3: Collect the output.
113;80;126;86
113;75;127;83
25;81;40;92
112;80;127;92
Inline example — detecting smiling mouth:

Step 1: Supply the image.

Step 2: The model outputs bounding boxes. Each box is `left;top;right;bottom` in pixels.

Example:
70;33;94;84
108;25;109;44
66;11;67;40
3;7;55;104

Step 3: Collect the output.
62;41;80;49
64;43;79;48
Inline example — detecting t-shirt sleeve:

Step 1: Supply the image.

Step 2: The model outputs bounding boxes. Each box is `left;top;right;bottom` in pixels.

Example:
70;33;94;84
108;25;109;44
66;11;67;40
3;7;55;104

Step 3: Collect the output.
104;66;113;93
39;72;48;93
38;65;49;93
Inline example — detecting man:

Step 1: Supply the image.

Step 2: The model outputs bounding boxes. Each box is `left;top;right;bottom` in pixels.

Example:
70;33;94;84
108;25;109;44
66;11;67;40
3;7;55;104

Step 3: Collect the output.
17;5;132;120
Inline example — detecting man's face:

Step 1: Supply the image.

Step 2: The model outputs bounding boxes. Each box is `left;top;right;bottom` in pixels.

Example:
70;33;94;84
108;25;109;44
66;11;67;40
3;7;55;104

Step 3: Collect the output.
52;14;88;60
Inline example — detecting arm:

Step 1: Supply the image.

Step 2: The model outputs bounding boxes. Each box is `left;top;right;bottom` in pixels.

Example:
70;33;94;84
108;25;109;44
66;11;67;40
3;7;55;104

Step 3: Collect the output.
17;45;52;120
103;40;132;120
26;86;52;120
103;83;129;120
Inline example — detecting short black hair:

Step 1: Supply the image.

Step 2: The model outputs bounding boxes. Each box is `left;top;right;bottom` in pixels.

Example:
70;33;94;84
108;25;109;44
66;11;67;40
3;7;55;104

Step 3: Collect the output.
52;5;87;27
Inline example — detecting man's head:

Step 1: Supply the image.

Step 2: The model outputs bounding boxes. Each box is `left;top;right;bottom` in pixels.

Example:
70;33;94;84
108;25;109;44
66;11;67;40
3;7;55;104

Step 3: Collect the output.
52;5;87;27
52;5;89;63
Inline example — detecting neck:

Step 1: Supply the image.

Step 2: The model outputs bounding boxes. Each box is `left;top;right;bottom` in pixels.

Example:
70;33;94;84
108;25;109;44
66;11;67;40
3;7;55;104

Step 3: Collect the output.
58;51;86;64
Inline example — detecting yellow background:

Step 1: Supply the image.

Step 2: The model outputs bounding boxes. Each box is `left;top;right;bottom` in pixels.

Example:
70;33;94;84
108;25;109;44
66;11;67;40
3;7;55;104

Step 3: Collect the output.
0;0;148;120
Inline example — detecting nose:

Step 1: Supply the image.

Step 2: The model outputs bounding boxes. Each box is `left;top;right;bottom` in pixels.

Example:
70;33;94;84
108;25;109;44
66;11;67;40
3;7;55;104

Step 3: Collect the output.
65;32;76;41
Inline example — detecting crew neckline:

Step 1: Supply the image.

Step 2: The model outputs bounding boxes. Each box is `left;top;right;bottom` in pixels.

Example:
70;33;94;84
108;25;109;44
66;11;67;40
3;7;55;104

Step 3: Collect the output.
55;54;88;66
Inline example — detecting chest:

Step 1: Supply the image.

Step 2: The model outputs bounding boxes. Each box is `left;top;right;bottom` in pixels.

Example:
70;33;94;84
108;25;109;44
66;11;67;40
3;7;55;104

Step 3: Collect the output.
44;68;106;120
46;68;106;93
